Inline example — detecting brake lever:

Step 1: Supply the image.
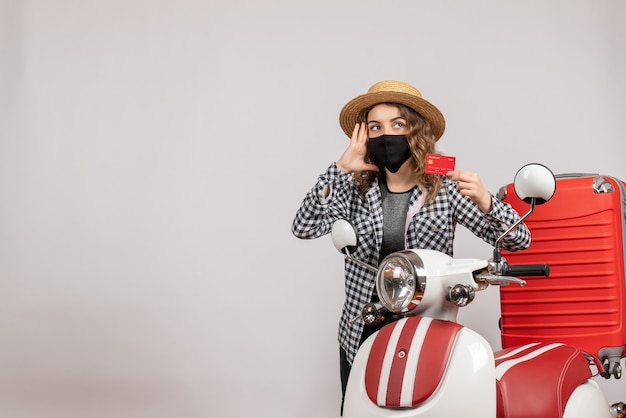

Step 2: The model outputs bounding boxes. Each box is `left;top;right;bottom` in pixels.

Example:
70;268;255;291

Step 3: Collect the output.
478;275;527;286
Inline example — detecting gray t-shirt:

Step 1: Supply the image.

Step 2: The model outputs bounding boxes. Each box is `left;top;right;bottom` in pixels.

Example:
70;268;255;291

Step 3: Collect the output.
379;182;414;262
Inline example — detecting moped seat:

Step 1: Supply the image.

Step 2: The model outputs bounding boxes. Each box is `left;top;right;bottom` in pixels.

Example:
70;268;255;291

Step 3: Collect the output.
494;342;592;418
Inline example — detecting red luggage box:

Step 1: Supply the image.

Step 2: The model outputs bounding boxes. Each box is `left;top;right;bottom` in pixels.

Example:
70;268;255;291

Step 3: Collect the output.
499;173;626;378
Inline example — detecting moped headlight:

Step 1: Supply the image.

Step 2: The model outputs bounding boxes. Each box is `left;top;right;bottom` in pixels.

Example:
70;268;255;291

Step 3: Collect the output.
376;251;427;313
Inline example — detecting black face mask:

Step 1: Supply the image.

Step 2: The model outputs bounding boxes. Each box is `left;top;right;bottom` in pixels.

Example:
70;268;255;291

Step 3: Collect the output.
367;134;412;173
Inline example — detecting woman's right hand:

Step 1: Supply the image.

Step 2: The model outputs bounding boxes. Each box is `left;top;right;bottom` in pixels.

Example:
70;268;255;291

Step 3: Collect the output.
336;123;380;174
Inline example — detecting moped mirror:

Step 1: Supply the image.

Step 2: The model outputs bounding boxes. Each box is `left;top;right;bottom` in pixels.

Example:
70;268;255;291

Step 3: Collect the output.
513;163;556;205
493;163;556;263
331;220;379;274
331;219;358;255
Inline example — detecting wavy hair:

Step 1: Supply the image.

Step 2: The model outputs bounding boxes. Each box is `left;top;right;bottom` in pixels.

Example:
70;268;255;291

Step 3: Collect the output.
352;103;442;203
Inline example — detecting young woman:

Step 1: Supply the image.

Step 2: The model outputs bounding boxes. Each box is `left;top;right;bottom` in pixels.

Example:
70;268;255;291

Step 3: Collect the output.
291;80;530;414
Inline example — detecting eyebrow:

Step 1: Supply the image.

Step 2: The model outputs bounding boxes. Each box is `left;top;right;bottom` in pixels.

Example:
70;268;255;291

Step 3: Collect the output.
367;116;406;124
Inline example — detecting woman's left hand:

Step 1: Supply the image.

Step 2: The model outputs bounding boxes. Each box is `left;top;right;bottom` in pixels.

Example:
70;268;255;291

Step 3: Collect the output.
446;170;493;213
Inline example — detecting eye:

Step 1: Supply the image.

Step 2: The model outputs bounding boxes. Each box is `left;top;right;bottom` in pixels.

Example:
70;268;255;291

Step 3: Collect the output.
394;120;406;129
369;124;381;132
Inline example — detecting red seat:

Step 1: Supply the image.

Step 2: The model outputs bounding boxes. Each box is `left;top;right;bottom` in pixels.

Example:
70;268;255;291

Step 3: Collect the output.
495;343;592;418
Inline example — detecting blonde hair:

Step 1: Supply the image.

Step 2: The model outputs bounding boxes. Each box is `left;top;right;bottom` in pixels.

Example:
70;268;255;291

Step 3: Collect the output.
353;103;442;203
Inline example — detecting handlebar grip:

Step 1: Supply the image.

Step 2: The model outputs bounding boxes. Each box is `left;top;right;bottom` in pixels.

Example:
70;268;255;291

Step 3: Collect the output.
504;264;550;277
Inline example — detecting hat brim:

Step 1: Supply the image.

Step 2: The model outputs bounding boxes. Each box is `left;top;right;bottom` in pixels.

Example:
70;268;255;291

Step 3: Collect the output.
339;91;446;141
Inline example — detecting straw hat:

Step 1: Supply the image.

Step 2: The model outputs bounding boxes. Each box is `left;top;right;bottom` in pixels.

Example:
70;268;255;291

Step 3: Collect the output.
338;80;446;141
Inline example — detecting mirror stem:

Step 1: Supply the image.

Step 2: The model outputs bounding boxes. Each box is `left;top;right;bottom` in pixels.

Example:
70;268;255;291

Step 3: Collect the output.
494;198;536;263
343;252;379;274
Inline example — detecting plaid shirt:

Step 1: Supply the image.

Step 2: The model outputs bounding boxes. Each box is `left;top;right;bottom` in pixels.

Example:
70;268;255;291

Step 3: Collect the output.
291;163;530;365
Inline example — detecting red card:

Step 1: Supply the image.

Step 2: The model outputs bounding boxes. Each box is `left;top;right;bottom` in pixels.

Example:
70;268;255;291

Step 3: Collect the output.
425;154;456;175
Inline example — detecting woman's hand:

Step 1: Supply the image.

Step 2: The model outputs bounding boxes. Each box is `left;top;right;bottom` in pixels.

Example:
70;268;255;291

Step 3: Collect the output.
447;170;493;213
336;123;380;174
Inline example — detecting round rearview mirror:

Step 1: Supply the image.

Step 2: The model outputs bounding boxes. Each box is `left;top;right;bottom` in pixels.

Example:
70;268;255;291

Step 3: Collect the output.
331;219;358;254
513;163;556;204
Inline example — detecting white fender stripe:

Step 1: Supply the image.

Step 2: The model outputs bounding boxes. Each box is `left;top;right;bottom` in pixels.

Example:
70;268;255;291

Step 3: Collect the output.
400;317;432;407
495;343;563;380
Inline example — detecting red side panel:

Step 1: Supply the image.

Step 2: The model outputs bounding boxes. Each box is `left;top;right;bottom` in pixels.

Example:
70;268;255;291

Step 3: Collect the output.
500;175;626;361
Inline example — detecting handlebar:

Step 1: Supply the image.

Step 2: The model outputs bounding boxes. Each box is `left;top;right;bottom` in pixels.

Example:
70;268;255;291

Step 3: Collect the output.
503;264;550;277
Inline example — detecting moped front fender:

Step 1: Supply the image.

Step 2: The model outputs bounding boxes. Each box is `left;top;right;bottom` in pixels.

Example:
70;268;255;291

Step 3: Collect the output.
343;317;495;418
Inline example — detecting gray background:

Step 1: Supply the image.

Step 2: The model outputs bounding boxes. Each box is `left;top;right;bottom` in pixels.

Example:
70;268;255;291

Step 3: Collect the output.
1;0;625;417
